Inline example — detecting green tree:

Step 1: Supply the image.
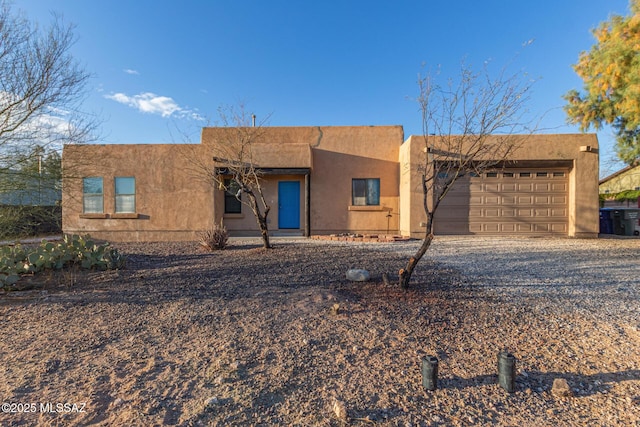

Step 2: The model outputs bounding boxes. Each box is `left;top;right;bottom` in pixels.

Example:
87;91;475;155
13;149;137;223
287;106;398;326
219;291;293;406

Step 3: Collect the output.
564;0;640;164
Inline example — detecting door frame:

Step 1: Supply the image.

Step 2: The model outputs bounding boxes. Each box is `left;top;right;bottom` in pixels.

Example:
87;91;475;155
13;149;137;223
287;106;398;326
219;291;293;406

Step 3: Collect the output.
278;180;301;229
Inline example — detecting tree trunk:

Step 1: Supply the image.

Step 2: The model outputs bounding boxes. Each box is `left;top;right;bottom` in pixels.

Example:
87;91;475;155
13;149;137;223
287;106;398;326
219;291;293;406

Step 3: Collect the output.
258;215;272;249
398;232;434;289
247;190;272;249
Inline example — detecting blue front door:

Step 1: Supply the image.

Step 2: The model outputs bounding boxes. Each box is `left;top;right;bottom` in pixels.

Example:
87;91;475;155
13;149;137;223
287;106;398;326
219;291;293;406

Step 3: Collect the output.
278;181;300;229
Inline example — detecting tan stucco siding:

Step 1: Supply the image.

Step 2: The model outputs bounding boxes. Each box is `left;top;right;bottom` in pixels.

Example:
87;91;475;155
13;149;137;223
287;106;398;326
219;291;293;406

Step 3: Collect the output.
401;134;600;238
207;125;404;236
62;144;213;241
399;136;428;237
214;174;306;235
311;150;400;234
62;128;598;241
307;126;402;235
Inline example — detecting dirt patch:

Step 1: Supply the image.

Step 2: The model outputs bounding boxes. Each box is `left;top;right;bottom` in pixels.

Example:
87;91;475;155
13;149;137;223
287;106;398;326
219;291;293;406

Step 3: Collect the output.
0;238;639;426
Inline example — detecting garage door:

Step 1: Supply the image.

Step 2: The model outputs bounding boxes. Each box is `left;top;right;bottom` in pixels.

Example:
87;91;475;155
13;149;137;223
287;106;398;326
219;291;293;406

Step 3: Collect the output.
434;168;569;235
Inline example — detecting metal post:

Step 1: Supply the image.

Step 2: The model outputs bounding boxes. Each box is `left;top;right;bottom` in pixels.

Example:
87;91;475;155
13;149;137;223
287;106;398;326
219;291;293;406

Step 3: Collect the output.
421;356;439;391
498;351;516;393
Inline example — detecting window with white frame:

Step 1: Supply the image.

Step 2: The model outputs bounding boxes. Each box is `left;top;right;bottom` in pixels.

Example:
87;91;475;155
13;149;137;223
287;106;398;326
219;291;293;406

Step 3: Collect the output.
352;178;380;206
83;177;103;213
115;177;136;213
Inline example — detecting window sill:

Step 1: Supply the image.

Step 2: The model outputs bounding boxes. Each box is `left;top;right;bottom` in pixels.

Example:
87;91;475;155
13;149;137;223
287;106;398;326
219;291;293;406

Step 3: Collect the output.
80;213;109;219
223;213;245;219
348;205;389;212
111;213;140;219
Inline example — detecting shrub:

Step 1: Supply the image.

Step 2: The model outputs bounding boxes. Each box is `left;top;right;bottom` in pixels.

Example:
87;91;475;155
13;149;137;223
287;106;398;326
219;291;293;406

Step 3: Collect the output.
0;234;126;290
199;222;229;251
0;205;62;240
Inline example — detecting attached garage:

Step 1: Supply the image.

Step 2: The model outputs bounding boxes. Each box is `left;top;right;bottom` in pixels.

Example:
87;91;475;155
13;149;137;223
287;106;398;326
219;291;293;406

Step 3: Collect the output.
434;166;571;235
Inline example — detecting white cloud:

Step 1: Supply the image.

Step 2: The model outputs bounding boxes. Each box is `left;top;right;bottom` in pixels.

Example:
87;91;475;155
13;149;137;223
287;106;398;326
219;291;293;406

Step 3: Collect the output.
123;69;140;75
105;92;204;121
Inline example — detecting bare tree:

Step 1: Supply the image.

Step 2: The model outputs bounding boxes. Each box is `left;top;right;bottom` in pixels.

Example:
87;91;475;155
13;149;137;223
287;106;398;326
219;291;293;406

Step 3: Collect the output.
178;105;274;249
0;1;94;168
0;1;95;237
399;61;535;289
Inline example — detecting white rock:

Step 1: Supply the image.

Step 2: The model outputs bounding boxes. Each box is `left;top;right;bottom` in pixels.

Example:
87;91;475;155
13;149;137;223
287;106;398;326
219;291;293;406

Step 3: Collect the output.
346;269;370;282
332;399;348;421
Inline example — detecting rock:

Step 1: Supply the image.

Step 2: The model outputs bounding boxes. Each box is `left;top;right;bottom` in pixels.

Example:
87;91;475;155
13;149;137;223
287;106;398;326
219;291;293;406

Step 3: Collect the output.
206;397;219;407
346;269;370;282
330;303;340;315
332;398;349;421
551;378;574;398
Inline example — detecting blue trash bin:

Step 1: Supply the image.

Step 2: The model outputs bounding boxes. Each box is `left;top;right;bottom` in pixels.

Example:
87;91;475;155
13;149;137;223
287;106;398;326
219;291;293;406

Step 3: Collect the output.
599;208;614;234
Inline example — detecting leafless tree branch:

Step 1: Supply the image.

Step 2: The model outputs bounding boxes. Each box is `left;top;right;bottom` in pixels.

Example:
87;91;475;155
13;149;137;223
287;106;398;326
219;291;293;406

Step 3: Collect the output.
399;60;535;288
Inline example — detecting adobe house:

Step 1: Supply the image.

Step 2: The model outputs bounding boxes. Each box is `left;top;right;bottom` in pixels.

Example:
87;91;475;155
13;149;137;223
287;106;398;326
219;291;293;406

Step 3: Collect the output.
599;163;640;208
61;126;600;241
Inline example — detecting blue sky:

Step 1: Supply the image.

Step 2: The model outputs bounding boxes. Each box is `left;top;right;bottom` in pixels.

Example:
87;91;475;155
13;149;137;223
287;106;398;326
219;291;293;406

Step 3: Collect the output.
17;0;630;176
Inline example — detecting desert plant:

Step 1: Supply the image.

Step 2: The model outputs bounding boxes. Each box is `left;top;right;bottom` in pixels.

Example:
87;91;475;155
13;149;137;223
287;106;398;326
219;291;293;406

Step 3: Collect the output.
0;234;126;290
199;222;229;251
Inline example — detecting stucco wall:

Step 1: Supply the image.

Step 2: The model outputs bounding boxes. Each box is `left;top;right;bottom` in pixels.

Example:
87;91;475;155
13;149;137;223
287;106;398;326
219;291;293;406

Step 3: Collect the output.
214;174;306;236
62;144;214;241
400;133;600;238
206;125;404;236
308;126;402;235
63;126;405;241
399;136;428;237
62;128;598;242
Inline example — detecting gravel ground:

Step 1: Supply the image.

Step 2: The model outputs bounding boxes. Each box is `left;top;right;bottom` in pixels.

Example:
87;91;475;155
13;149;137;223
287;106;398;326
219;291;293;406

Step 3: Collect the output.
0;236;639;426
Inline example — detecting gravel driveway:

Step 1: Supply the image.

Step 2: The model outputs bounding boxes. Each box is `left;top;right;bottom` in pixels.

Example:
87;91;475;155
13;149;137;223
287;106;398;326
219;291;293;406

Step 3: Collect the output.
418;236;640;323
0;235;638;426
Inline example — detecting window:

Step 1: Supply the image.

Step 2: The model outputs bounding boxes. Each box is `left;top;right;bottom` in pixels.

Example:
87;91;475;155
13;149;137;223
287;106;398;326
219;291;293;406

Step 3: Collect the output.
536;172;548;177
83;177;103;213
519;172;531;178
553;172;566;177
485;172;498;178
352;178;380;206
115;177;136;213
224;178;242;214
503;172;514;178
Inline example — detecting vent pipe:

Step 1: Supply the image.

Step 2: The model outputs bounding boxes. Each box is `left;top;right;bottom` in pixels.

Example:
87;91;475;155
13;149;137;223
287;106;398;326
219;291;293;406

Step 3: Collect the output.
252;114;256;127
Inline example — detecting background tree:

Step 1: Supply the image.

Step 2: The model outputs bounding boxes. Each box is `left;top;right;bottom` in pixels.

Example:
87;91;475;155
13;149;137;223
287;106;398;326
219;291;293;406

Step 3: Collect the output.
178;105;274;249
0;146;63;238
0;1;94;238
399;62;534;289
564;0;640;165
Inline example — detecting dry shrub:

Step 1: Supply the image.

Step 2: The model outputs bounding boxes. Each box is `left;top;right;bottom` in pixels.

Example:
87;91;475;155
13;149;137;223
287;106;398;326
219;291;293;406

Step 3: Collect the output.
199;222;229;251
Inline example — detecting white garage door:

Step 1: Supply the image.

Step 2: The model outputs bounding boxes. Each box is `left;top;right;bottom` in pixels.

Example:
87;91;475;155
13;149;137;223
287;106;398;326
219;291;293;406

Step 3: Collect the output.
434;168;569;235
